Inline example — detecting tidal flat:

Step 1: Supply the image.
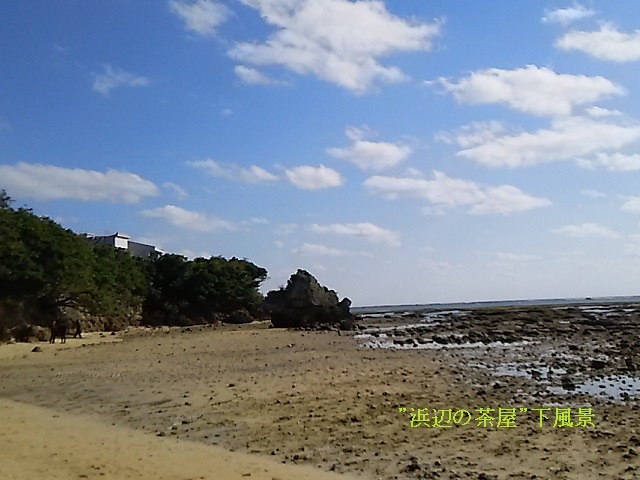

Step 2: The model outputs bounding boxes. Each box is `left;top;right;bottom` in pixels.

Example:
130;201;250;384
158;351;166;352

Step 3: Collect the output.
1;305;639;479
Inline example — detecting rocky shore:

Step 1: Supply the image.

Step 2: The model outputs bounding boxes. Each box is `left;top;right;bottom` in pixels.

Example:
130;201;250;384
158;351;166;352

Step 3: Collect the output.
357;303;640;404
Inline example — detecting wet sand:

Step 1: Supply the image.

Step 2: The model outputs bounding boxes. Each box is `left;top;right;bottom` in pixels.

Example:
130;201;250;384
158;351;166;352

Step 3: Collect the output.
1;316;639;479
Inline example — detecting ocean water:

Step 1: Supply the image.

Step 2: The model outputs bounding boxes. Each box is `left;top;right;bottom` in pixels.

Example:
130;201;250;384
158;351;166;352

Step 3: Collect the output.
352;295;640;315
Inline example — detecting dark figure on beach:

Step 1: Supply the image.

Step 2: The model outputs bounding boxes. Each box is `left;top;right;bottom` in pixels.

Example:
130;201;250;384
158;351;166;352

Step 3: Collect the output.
58;318;68;343
49;319;58;343
49;318;68;344
73;319;82;339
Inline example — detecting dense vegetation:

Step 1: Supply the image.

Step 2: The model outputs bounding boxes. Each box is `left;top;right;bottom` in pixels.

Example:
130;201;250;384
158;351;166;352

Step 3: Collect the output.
0;190;268;338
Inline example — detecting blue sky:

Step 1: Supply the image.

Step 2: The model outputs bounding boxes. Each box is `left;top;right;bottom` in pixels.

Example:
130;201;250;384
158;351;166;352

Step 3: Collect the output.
2;1;640;306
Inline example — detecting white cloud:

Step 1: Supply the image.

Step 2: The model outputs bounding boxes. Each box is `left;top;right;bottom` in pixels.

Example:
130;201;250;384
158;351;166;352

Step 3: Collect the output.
495;252;539;262
230;0;441;94
542;4;595;26
455;116;640;168
551;222;620;239
163;182;189;200
0;162;159;203
581;189;606;199
309;222;401;246
436;121;505;148
92;65;149;96
188;159;279;183
178;249;213;259
470;185;552;215
621;197;640;214
588;153;640;172
585;106;622;118
234;65;288;86
285;164;344;190
140;205;235;232
291;242;371;257
248;217;269;225
363;170;551;215
274;223;298;236
169;0;231;37
434;65;624;117
556;24;640;62
327;127;412;171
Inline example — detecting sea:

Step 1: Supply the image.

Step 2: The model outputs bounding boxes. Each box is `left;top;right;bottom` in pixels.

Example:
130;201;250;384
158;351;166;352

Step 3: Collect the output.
352;295;640;315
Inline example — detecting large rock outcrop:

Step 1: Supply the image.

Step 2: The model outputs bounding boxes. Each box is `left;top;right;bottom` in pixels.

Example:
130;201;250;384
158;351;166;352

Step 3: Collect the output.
263;270;355;330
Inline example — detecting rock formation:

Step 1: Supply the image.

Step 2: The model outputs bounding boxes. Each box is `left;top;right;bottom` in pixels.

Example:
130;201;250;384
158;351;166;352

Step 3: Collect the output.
263;270;354;330
223;309;255;324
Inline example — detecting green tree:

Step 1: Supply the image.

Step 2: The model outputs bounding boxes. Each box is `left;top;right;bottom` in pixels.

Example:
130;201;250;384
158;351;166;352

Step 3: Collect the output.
89;245;149;318
0;189;12;209
0;206;95;323
142;255;267;325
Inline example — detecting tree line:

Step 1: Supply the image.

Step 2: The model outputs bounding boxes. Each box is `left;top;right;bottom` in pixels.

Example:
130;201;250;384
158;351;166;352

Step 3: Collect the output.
0;190;268;337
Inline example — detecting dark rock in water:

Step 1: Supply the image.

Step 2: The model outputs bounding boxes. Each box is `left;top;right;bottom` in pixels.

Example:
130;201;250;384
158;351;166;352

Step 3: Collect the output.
561;377;576;390
591;359;607;369
625;357;636;370
31;346;42;353
432;335;448;345
263;269;355;330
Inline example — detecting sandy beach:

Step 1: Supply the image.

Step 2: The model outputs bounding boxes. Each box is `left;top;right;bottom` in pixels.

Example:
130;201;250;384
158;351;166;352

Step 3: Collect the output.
1;310;640;479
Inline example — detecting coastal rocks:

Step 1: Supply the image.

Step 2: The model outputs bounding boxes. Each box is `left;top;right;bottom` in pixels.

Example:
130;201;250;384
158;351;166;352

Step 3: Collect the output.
223;309;255;325
9;323;48;343
263;270;355;330
591;359;607;370
359;302;640;402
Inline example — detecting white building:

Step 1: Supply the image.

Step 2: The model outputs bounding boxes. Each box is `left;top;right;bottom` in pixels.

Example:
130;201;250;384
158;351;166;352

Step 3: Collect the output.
83;232;164;258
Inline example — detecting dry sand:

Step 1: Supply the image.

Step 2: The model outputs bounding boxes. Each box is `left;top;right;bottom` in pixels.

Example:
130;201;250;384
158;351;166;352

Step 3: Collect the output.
0;398;354;480
1;321;639;479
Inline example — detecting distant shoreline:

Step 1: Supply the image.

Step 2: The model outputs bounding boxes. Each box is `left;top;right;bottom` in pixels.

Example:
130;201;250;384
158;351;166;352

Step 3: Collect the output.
352;294;640;314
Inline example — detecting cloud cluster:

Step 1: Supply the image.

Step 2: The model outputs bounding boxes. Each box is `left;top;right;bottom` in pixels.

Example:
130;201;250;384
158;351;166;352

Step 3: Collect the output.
291;242;371;257
579;152;640;172
234;65;288;86
327;127;412;171
556;24;640;62
621;197;640;214
188;159;346;190
453;116;640;168
309;222;401;246
141;205;235;232
434;65;624;117
163;182;189;200
188;159;279;184
364;170;551;215
495;252;539;262
551;222;620;239
0;163;159;203
230;0;440;93
169;0;231;37
92;65;149;96
284;164;344;190
542;3;595;26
